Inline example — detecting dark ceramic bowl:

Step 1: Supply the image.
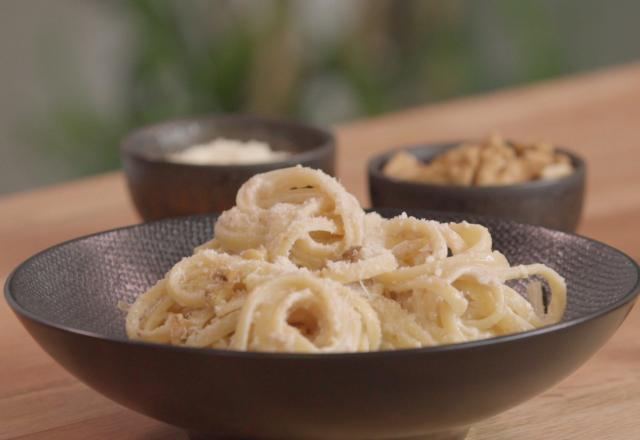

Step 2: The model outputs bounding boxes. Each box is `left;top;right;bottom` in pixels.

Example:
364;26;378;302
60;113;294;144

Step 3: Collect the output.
5;210;639;439
369;143;586;232
121;115;335;221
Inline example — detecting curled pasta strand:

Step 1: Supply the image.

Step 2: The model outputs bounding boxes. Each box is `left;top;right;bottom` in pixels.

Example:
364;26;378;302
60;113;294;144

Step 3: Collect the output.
444;222;493;255
230;273;380;353
126;280;175;343
214;167;366;268
321;245;398;284
500;263;567;324
384;215;448;265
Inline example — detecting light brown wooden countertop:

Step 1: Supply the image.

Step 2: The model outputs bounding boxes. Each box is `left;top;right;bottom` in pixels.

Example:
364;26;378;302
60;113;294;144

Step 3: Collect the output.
2;63;640;439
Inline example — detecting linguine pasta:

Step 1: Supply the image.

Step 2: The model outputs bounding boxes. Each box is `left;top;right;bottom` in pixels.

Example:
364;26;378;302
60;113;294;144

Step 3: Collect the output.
125;166;566;353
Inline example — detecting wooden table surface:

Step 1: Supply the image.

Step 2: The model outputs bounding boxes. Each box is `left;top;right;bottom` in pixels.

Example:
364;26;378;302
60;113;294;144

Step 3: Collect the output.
2;63;640;439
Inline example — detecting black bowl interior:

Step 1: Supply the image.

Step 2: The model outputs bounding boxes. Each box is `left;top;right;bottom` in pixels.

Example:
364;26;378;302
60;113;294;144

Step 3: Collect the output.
7;210;637;342
121;114;334;165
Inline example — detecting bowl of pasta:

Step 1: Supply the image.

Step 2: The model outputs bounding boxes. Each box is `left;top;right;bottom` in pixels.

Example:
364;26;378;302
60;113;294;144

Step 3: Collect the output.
5;167;637;440
368;135;586;232
121;114;335;221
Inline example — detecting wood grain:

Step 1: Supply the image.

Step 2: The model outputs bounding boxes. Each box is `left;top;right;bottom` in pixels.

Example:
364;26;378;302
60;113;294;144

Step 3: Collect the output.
1;62;640;439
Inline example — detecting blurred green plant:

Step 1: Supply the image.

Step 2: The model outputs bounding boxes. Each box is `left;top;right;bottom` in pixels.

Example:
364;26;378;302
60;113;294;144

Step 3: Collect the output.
28;0;565;178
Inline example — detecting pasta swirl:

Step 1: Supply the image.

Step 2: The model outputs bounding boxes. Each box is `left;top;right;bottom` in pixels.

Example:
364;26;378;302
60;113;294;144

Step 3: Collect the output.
231;273;380;353
210;167;364;269
126;166;567;353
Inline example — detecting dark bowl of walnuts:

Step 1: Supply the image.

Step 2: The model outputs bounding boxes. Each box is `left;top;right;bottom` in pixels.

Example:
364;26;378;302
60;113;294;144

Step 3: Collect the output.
368;135;586;232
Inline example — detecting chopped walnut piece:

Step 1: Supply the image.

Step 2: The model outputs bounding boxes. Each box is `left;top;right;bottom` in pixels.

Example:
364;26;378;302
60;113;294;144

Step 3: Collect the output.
540;162;573;180
341;246;363;263
232;282;247;293
212;270;228;283
383;151;421;180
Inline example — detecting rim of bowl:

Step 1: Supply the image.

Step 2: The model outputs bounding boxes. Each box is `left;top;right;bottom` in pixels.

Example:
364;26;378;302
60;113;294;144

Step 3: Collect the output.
120;113;336;169
368;141;586;193
5;211;638;361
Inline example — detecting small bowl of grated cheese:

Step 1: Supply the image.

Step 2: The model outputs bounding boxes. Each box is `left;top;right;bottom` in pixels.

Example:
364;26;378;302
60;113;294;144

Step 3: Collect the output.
121;114;335;220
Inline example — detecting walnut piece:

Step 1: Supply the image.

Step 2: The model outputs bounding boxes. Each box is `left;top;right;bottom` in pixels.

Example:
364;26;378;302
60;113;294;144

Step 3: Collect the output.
340;246;363;263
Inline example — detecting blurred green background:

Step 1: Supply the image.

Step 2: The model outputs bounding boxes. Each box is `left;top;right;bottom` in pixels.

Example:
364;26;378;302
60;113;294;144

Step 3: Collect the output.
1;0;639;194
